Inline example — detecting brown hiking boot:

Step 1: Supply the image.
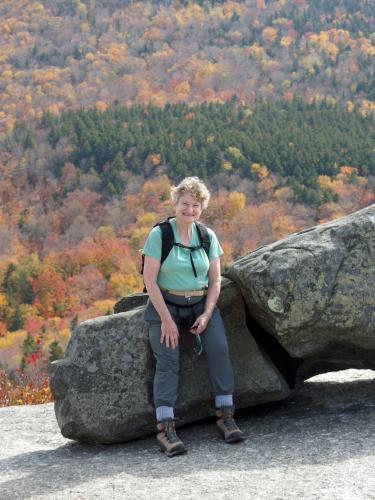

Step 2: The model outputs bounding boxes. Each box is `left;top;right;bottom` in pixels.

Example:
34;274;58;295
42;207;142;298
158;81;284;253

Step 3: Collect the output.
216;406;245;443
156;419;186;457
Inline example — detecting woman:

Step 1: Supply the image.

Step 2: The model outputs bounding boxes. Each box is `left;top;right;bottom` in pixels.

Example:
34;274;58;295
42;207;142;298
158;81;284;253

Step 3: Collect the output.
143;177;244;457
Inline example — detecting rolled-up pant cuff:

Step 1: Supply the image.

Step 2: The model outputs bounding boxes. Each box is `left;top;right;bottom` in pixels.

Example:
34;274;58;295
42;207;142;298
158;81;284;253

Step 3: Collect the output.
156;406;174;422
215;394;233;408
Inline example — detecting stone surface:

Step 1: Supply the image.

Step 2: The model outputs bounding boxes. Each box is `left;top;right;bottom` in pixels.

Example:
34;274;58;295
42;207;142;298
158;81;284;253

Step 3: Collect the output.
225;204;375;380
2;370;375;499
113;292;148;314
51;278;290;444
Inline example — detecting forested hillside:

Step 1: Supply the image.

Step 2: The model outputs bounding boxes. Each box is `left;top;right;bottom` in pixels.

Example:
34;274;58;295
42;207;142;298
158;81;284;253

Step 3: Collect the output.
41;99;375;203
1;0;375;133
0;0;374;405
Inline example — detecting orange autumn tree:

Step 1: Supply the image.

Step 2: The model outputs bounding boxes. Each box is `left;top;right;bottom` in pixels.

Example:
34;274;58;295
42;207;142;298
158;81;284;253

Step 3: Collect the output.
31;268;76;318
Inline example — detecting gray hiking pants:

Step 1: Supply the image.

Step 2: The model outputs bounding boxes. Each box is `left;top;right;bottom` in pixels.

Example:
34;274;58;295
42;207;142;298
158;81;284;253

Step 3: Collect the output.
144;291;235;408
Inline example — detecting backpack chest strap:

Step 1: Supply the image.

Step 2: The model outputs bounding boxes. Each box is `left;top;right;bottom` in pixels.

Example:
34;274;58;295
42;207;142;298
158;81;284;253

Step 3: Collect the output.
173;242;202;277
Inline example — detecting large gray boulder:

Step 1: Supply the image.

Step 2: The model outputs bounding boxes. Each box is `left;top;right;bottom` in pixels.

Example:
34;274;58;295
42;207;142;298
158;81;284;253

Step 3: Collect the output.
225;204;375;381
51;204;375;444
50;278;289;444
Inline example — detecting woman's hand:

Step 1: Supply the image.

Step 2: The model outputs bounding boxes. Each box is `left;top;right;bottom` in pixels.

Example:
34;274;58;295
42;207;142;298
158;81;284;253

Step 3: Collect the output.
161;317;180;349
189;312;211;336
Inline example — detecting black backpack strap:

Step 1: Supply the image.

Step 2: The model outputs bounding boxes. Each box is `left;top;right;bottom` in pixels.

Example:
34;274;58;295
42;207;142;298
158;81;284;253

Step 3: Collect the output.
195;222;211;258
141;218;174;292
141;218;175;273
159;219;175;265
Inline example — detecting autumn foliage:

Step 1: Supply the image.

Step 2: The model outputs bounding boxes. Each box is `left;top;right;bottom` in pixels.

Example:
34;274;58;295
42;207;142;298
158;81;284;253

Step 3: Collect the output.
0;0;375;406
0;352;52;407
0;0;375;134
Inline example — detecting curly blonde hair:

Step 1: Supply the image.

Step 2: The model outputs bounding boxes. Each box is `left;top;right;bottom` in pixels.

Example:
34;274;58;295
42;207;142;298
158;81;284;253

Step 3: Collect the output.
171;177;210;210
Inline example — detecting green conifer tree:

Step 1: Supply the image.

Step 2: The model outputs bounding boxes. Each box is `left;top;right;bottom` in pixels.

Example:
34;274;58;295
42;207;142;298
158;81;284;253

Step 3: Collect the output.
48;340;64;363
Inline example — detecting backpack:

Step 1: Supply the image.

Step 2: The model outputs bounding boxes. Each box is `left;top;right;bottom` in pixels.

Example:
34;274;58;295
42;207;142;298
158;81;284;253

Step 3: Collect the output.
141;217;211;291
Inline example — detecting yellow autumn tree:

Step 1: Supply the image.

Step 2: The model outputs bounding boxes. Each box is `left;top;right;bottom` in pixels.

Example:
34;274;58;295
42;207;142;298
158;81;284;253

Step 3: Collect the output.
346;101;354;113
251;163;269;179
136;212;157;227
280;36;293;48
130;227;152;250
174;81;191;100
108;272;141;298
227;192;246;219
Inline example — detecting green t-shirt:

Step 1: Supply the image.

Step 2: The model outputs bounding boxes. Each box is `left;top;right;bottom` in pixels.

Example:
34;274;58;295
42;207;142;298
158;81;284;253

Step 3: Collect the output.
142;218;223;291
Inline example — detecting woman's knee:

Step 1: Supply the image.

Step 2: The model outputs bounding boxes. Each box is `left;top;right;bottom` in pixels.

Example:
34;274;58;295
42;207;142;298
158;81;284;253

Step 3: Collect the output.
155;351;180;375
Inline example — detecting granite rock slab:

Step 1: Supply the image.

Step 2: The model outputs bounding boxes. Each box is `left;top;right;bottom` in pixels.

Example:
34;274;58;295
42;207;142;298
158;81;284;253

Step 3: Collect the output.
51;279;290;443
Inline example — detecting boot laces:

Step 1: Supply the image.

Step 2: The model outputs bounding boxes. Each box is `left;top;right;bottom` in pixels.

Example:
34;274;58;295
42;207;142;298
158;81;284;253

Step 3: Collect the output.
163;420;180;444
221;408;238;432
223;415;238;432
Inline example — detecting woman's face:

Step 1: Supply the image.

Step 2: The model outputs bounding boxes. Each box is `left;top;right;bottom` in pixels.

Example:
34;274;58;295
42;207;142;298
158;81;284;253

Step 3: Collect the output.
174;192;202;224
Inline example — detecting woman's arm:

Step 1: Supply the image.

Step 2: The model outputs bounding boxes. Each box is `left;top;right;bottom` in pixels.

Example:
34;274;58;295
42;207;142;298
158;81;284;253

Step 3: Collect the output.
190;257;221;335
143;255;179;349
